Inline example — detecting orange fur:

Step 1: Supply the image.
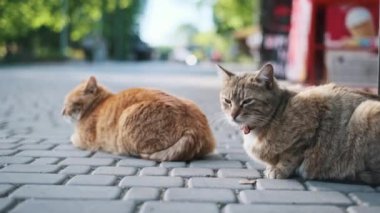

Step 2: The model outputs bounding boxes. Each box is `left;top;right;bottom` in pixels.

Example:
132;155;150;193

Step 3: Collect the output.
62;76;215;161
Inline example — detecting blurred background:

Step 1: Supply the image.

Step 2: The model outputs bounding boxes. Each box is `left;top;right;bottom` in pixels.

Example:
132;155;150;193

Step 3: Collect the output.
0;0;378;87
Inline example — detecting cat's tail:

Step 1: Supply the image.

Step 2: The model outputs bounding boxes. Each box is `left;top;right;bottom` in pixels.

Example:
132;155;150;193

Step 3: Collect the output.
141;130;214;161
357;171;380;185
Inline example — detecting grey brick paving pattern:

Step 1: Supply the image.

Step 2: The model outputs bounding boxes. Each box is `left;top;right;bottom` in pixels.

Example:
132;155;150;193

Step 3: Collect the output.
10;200;135;213
67;175;117;186
170;168;214;177
306;181;375;193
0;185;14;196
224;204;346;213
255;179;305;190
349;192;380;206
0;62;379;212
92;166;137;176
140;201;219;213
140;167;168;176
10;185;121;199
347;206;380;213
123;187;161;201
164;188;236;203
0;199;13;212
239;190;353;205
59;165;92;175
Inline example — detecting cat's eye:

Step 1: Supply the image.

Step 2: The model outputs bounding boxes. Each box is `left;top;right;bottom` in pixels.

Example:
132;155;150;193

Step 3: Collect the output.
223;98;231;104
241;98;254;106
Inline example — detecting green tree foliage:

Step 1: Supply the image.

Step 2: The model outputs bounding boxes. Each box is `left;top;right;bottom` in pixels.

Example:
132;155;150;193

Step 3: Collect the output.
0;0;65;40
102;0;145;60
213;0;259;34
0;0;145;62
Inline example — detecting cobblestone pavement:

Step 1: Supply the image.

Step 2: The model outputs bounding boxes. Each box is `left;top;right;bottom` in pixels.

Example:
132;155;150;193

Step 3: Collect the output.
0;62;379;213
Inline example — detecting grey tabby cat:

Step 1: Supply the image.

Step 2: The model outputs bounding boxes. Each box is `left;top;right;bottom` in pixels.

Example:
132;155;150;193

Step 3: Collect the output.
218;63;380;184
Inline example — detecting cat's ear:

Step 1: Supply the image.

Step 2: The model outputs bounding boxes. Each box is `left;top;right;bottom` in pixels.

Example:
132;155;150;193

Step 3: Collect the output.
216;64;235;79
255;63;274;89
84;76;98;94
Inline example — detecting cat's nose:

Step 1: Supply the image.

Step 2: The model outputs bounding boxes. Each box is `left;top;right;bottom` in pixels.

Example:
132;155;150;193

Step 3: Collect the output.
231;111;240;121
230;106;241;121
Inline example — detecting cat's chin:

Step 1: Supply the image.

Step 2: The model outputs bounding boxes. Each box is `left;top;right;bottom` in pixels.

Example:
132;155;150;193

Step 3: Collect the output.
63;114;80;124
225;116;254;134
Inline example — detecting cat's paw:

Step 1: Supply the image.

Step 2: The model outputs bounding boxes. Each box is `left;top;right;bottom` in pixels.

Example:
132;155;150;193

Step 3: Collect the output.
264;167;287;179
70;134;85;149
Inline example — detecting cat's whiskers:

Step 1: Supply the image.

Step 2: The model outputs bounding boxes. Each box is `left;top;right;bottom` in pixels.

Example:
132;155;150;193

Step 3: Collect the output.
210;112;241;134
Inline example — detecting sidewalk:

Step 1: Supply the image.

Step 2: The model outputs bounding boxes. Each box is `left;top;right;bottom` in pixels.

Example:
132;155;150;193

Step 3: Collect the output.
0;61;378;213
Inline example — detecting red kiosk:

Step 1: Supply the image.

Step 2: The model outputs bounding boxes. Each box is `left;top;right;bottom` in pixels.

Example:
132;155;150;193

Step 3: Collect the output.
286;0;379;87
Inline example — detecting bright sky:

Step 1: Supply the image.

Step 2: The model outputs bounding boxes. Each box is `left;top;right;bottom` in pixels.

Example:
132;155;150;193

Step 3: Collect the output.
139;0;215;47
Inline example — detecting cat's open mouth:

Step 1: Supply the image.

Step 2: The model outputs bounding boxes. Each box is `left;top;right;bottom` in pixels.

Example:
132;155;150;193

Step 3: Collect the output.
240;125;251;134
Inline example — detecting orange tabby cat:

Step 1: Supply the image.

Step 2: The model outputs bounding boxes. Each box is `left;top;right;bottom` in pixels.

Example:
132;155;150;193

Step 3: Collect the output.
62;76;215;161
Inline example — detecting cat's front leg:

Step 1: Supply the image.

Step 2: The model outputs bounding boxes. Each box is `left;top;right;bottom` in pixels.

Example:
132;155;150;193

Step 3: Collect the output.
264;154;302;179
70;133;85;149
264;166;288;179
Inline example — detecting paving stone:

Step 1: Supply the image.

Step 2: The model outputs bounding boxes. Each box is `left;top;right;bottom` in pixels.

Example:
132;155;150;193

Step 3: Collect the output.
0;198;13;212
220;142;243;148
216;147;245;154
0;150;18;156
0;184;14;196
10;200;135;213
217;168;261;178
159;162;186;168
92;166;137;176
67;175;117;186
18;138;44;144
256;179;305;190
17;150;91;157
17;144;55;150
246;161;266;170
0;173;66;184
123;187;160;201
0;156;33;164
349;192;380;206
140;201;219;213
59;158;114;166
225;153;251;162
170;168;214;177
42;139;71;144
224;204;345;213
119;176;183;188
117;159;157;167
239;190;352;205
164;188;236;203
189;160;242;169
0;143;19;149
347;206;380;213
59;165;91;175
0;138;21;143
0;164;61;173
31;157;60;164
202;154;226;160
53;144;77;150
306;181;374;193
189;177;253;189
140;167;168;176
92;152;130;159
11;185;121;199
